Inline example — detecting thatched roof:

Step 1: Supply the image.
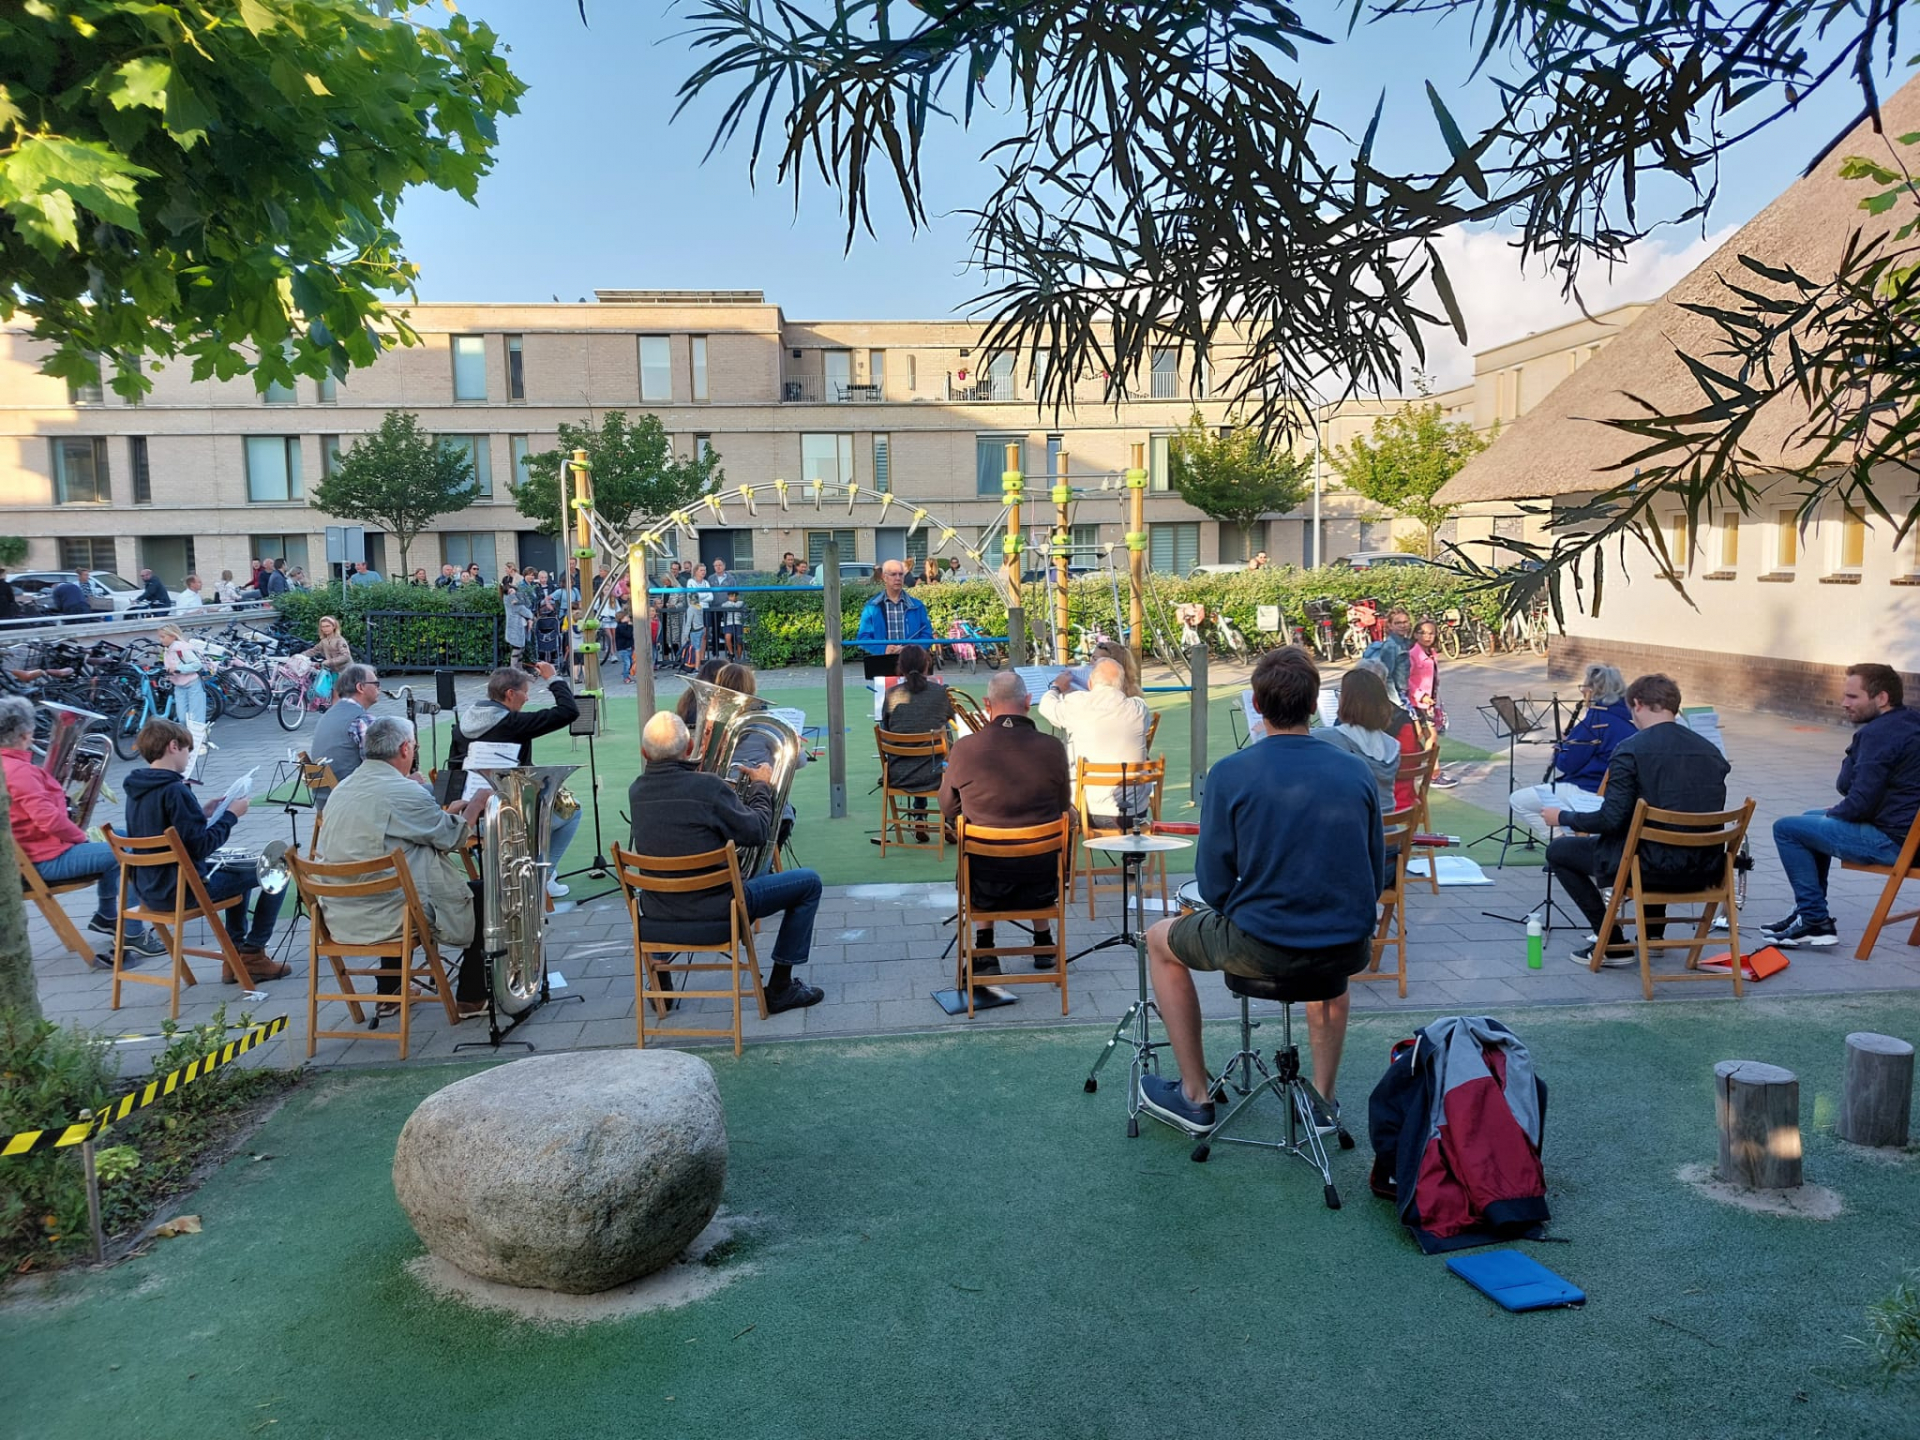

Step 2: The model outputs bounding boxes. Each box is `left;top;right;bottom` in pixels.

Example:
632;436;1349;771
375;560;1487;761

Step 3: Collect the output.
1436;76;1920;505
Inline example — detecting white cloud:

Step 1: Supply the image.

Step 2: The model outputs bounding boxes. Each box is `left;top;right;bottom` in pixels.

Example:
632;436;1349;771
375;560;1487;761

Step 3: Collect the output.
1402;225;1734;392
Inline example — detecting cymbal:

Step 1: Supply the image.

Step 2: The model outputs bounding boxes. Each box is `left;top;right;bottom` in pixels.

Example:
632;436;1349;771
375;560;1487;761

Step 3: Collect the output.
1083;834;1193;854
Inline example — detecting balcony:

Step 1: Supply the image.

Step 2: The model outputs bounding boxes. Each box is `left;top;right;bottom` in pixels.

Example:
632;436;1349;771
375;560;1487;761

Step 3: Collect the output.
780;375;886;403
945;373;1015;402
1150;370;1180;399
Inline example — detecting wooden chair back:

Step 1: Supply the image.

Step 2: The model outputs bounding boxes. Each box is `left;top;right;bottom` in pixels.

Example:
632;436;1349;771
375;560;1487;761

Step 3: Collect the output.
292;847;457;1060
1073;755;1168;918
15;845;100;970
1591;798;1757;998
298;751;339;837
1398;741;1442;893
1840;803;1920;960
101;823;248;1018
1358;808;1415;998
874;726;949;856
611;841;764;1056
954;813;1073;1018
1145;712;1160;751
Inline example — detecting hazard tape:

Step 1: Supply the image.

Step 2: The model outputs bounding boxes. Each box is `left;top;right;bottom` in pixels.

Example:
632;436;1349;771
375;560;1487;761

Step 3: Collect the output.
1;1016;288;1158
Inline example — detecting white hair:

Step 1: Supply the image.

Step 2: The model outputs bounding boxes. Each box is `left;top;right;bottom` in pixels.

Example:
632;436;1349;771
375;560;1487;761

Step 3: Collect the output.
642;710;690;763
362;715;414;761
1089;658;1124;690
985;671;1029;712
0;696;34;748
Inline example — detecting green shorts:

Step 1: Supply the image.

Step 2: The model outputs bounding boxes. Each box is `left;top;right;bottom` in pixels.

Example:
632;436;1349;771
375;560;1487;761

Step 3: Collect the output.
1166;908;1370;1002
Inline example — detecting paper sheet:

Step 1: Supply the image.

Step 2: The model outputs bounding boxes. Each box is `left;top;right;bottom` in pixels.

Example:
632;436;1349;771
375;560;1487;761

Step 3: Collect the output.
1239;688;1262;739
1406;855;1494;886
1316;686;1340;728
206;767;257;825
1014;665;1069;702
1680;706;1726;756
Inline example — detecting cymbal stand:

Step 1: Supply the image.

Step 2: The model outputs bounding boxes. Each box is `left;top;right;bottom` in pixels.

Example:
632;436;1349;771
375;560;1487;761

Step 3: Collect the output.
1080;848;1164;1137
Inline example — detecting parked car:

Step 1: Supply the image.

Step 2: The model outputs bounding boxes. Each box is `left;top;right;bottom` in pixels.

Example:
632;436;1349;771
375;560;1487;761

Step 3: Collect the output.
837;561;878;582
1325;551;1434;571
9;569;142;616
1188;563;1248;577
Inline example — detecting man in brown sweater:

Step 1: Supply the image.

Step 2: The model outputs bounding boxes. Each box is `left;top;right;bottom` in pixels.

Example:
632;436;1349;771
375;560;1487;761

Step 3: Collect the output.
939;670;1073;972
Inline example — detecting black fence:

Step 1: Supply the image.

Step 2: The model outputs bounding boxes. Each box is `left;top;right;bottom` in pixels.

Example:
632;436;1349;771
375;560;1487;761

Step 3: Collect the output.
361;611;501;673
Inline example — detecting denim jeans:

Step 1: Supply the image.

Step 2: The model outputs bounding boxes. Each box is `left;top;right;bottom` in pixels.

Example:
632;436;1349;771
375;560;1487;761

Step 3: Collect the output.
549;809;581;873
1772;810;1902;923
743;867;823;967
34;841;149;938
176;680;206;724
199;868;286;948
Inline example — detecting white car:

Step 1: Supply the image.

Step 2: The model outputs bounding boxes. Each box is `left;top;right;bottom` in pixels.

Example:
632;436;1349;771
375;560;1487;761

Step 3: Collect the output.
9;569;142;616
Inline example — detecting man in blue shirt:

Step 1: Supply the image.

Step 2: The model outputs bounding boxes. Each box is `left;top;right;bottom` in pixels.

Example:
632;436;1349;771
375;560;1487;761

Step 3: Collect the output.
1141;645;1385;1135
854;560;932;653
347;560;384;587
50;567;93;620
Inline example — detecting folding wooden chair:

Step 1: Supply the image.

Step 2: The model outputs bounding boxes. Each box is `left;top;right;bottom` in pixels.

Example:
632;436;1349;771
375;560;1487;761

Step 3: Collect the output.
1841;806;1920;961
1145;712;1160;751
15;846;104;969
1074;756;1167;918
1357;809;1416;998
297;752;339;833
955;814;1072;1018
874;726;948;856
290;848;459;1060
612;841;767;1057
1398;741;1441;893
101;824;256;1019
1590;798;1757;999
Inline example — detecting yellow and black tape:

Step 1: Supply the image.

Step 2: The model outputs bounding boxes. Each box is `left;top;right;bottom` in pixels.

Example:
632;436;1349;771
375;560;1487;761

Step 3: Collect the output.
1;1016;288;1159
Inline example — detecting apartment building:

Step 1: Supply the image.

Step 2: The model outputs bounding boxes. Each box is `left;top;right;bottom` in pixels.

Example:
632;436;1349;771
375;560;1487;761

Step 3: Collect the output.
0;292;1642;588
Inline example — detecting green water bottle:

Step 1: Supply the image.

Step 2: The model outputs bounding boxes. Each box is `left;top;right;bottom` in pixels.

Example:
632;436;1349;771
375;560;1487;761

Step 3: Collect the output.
1526;915;1544;970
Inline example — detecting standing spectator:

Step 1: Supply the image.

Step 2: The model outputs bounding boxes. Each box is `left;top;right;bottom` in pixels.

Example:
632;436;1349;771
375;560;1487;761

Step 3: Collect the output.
304;614;353;705
249;557;268;595
50;568;93;621
501;578;534;667
266;558;291;596
776;552;798;579
348;559;384;587
0;563;16;624
409;568;430;587
685;563;714;667
287;566;309;591
435;564;460;590
465;562;486;586
792;559;817;585
613;607;635;682
1409;616;1458;788
919;557;943;587
174;575;205;612
215;570;245;605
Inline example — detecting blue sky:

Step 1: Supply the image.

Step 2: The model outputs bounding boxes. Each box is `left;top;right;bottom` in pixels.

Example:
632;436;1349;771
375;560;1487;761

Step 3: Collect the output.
396;2;1892;382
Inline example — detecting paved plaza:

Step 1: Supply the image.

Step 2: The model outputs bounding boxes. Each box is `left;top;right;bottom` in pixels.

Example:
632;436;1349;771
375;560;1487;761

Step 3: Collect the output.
26;653;1920;1072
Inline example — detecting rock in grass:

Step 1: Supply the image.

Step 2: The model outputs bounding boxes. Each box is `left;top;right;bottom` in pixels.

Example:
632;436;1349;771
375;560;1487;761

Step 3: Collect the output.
393;1051;727;1294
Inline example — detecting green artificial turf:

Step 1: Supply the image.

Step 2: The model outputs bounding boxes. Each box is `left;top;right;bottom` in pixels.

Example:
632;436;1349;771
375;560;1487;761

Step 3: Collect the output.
4;995;1916;1439
378;681;1527;897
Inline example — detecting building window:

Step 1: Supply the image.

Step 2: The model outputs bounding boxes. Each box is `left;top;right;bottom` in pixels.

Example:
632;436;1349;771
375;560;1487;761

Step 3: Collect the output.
801;433;854;489
506;335;525;401
692;433;713;462
59;538;118;571
68;364;104;406
1151;347;1179;399
806;528;857;570
244;436;303;503
510;435;531;491
264;371;297;405
1070;523;1101;564
869;349;885;396
1148;432;1173;491
319;435;341;479
1667;512;1692;569
907;354;917;392
986;352;1015;401
873;434;891;493
1839;503;1868;570
1775;508;1799;569
822;349;852;401
452;335;487;401
1034;350;1051;401
639;336;672;402
1149;522;1200;574
51;438;110;504
131;437;152;505
1046;433;1064;481
691;336;708;402
976;434;1024;495
1717;512;1739;569
439;435;493;498
252;533;310;578
123;356;144;405
136;536;197;588
442;531;499;579
316;369;337;404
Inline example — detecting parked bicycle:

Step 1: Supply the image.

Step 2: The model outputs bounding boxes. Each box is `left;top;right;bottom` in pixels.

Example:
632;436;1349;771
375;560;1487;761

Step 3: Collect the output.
109;666;181;760
270;653;326;731
1437;605;1491;659
1302;597;1342;662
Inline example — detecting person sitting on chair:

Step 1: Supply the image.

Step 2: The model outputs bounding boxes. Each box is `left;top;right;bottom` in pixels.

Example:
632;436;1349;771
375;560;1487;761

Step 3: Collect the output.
314;716;493;1019
1760;662;1920;949
307;663;381;806
711;661;805;850
1313;665;1404;814
1542;673;1730;966
448;663;581;898
939;670;1072;974
881;645;952;841
0;696;165;961
122;718;291;981
627;711;825;1013
1040;657;1151;826
1141;646;1384;1135
1508;663;1633;839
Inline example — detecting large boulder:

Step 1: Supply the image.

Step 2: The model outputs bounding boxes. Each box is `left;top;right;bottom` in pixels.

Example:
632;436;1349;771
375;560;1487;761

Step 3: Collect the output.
393;1050;727;1294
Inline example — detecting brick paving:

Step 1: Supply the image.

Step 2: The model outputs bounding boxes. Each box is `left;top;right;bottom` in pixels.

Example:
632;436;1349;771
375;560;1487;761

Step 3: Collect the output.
25;653;1920;1074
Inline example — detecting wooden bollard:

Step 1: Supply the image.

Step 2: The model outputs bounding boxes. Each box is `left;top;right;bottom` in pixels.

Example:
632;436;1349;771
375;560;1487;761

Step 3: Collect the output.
1714;1060;1802;1190
1836;1032;1915;1148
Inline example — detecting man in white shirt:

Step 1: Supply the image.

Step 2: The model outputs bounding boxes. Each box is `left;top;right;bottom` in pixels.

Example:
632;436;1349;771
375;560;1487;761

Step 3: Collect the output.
1040;658;1153;824
174;575;205;611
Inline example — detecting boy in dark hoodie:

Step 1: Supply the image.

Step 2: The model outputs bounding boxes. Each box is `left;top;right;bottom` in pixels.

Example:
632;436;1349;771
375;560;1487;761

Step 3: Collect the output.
122;718;290;982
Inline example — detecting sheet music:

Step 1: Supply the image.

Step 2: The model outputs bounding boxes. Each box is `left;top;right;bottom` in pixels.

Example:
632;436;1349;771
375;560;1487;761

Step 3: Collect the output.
1240;689;1263;739
768;706;806;733
205;767;257;825
1316;686;1339;728
1680;706;1727;756
1014;665;1068;702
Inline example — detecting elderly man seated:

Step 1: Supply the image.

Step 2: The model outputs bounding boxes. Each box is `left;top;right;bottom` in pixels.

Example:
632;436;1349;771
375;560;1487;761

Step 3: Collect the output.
1040;656;1153;826
315;715;492;1018
627;710;825;1013
940;670;1073;972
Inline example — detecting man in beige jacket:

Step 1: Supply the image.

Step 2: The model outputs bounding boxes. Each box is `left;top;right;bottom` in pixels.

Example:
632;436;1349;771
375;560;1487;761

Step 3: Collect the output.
1040;657;1153;825
315;715;491;1016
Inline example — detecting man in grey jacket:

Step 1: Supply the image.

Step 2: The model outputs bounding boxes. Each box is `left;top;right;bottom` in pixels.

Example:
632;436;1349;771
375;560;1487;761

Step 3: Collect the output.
307;663;381;808
502;583;534;666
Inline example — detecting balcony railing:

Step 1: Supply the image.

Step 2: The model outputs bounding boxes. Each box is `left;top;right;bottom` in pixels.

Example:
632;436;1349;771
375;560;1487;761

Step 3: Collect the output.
946;374;1015;402
1150;370;1180;399
780;375;886;402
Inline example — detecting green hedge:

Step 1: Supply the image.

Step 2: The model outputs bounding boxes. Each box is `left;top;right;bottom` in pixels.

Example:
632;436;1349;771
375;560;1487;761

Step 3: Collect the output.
738;568;1502;668
274;581;503;643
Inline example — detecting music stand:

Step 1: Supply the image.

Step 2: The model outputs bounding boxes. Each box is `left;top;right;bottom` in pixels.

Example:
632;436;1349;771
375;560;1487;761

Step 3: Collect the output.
561;694;610;881
1495;692;1587;931
1469;695;1544;867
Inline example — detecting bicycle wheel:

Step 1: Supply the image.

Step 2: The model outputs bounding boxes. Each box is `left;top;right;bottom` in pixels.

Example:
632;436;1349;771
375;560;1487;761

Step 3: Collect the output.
111;701;145;760
1440;625;1461;661
1530;622;1550;656
1342;628;1367;659
217;666;270;719
276;688;307;731
201;680;225;723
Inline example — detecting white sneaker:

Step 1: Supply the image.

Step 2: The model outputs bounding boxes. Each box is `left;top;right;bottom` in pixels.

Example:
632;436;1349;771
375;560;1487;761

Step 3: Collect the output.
546;878;570;898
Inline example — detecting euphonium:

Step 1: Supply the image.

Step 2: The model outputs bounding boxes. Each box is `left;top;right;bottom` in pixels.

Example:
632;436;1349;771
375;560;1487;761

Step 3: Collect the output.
40;702;111;829
475;763;578;1016
678;676;802;879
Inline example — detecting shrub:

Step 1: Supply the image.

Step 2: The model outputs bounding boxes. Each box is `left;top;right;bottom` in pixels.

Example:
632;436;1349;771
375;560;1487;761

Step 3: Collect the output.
1861;1267;1920;1379
276;581;506;670
0;1012;120;1262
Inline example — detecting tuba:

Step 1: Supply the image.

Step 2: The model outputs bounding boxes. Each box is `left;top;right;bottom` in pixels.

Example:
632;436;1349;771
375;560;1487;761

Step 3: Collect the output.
475;764;578;1016
678;676;803;880
41;702;111;829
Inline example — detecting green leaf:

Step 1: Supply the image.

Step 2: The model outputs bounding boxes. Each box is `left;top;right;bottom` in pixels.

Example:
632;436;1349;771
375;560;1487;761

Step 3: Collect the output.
0;85;23;136
238;0;277;35
108;57;173;113
1425;81;1487;201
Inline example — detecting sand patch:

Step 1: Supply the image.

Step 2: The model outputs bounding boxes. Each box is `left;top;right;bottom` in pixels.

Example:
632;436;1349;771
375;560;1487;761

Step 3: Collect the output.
1676;1163;1844;1219
405;1212;756;1326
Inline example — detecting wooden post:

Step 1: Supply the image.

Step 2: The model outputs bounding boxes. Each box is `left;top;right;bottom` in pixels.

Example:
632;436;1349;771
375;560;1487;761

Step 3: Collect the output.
630;541;655;739
1126;441;1147;661
1052;448;1073;664
80;1119;104;1263
1002;441;1027;666
1837;1032;1915;1147
823;539;847;820
1714;1059;1802;1190
1187;642;1208;809
569;449;601;704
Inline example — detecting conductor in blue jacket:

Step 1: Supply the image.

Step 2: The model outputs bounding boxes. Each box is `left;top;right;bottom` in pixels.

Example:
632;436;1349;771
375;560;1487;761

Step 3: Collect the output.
853;560;933;654
1508;663;1634;838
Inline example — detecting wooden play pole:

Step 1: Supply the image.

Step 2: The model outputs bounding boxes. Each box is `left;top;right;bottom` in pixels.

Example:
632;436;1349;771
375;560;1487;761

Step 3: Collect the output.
1003;441;1027;665
1126;441;1147;660
1052;448;1072;663
629;541;655;737
569;448;602;705
823;538;847;820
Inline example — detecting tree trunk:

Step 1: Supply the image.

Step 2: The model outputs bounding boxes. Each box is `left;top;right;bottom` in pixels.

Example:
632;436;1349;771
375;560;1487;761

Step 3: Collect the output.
1837;1032;1914;1148
0;764;43;1020
1714;1059;1801;1189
